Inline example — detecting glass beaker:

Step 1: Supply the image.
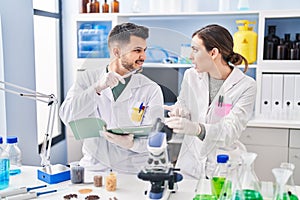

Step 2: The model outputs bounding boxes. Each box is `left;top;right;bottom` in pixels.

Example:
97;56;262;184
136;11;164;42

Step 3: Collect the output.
194;177;217;200
280;162;299;199
219;162;245;200
272;167;298;200
240;152;263;200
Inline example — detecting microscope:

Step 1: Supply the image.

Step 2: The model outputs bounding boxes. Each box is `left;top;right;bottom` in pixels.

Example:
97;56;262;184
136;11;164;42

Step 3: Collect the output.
137;118;183;200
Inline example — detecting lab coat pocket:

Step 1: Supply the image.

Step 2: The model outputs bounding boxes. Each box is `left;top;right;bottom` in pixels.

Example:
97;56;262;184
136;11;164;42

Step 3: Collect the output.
130;101;146;123
214;102;232;117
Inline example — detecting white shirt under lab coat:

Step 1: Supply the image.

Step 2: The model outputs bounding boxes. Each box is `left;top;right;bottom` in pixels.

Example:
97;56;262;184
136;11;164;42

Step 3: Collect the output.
59;67;164;174
174;67;257;179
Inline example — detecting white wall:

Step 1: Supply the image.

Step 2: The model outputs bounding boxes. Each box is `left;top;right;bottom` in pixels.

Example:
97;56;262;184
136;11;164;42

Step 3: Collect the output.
0;16;6;139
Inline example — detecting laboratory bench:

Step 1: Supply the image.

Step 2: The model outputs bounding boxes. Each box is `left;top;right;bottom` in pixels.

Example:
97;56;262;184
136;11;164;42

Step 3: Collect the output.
4;166;196;200
4;166;300;200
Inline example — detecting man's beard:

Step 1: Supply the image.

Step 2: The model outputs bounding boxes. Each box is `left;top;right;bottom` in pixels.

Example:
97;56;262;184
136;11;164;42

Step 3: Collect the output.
121;60;135;72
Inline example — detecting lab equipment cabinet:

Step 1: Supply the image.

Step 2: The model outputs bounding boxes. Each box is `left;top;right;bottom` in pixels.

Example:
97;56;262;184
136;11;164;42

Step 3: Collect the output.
68;11;300;181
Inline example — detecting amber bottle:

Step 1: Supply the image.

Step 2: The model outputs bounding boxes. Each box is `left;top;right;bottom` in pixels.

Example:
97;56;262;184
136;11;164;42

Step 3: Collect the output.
88;0;100;13
80;0;90;13
111;0;119;13
102;0;109;13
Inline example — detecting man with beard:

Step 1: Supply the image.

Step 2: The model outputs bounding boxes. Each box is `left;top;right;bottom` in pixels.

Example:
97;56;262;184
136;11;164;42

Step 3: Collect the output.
59;23;164;174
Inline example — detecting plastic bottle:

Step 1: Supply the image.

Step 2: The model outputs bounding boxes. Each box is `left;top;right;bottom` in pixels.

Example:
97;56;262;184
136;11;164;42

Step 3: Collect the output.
233;20;258;64
6;136;22;176
111;0;119;13
0;136;10;190
211;154;229;199
102;0;109;13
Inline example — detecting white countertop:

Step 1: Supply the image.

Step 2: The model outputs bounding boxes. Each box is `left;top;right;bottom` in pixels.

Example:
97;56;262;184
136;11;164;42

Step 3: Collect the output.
4;166;197;200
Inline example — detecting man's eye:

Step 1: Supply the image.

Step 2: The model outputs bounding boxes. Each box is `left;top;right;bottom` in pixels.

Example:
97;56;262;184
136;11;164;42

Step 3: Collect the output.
134;49;142;53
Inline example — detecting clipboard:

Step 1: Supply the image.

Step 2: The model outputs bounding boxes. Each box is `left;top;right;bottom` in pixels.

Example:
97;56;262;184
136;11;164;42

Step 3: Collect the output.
69;117;152;140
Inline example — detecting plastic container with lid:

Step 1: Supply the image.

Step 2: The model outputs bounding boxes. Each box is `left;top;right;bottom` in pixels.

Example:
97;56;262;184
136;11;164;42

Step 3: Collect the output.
6;136;22;176
211;154;229;199
233;20;258;64
0;136;10;190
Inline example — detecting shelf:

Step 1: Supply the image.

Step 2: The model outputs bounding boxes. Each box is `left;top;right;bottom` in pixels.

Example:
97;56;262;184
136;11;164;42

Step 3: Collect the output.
258;60;300;73
247;117;300;129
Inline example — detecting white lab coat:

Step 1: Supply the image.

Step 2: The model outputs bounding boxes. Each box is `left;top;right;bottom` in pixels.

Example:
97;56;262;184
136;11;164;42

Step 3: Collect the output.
59;67;164;174
174;67;257;179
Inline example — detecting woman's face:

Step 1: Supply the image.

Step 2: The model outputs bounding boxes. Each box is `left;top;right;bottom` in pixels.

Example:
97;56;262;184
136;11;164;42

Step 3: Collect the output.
190;36;214;73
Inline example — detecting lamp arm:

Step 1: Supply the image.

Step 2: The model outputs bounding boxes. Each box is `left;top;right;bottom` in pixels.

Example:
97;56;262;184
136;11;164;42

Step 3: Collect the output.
40;95;58;167
0;80;58;167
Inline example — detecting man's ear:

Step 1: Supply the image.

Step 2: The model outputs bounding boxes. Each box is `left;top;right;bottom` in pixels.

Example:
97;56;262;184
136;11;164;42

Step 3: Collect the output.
113;48;120;58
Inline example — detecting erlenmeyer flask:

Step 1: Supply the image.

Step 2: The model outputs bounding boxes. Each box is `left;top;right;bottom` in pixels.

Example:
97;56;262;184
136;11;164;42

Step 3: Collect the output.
195;159;217;200
280;162;299;200
194;177;217;200
219;162;245;200
272;168;299;200
240;152;263;200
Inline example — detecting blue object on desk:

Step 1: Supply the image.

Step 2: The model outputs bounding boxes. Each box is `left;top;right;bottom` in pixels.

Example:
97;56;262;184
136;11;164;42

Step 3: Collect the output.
37;164;70;184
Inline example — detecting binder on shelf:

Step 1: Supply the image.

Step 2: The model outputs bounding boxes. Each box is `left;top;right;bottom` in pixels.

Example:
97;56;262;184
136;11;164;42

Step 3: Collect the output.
260;74;272;115
283;74;295;111
294;75;300;113
271;74;283;112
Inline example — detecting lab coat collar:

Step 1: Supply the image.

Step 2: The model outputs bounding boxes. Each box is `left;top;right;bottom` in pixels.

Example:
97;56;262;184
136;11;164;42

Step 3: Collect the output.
222;67;245;93
113;73;150;102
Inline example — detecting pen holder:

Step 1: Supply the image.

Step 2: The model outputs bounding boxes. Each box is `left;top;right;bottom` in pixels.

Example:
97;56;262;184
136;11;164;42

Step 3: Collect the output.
131;107;144;122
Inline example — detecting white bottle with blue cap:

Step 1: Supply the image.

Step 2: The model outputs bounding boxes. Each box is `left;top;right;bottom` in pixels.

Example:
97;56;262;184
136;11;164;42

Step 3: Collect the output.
0;136;10;190
5;136;22;175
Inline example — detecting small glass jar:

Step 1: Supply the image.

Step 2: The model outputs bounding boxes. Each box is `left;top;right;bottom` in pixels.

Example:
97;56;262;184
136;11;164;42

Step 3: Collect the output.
87;0;100;13
102;0;109;13
111;0;119;13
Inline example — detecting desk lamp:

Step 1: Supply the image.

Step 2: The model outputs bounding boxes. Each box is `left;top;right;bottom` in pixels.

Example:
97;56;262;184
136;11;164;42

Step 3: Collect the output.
0;80;70;184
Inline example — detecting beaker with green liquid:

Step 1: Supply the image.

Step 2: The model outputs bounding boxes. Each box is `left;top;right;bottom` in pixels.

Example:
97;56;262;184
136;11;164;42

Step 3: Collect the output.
280;162;299;200
240;152;263;200
272;168;299;200
194;177;217;200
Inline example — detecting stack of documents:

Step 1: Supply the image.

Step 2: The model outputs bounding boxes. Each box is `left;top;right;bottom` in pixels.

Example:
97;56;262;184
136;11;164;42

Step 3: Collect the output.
69;117;153;140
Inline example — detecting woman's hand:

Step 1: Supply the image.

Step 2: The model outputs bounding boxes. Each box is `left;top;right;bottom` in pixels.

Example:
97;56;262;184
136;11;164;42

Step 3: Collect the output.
165;117;200;136
102;131;134;149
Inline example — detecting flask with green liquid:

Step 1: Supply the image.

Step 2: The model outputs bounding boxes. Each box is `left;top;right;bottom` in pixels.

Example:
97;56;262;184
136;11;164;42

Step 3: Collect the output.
211;154;229;199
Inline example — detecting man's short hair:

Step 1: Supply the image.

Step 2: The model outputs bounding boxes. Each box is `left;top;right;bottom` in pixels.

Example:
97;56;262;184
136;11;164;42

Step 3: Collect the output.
108;22;149;47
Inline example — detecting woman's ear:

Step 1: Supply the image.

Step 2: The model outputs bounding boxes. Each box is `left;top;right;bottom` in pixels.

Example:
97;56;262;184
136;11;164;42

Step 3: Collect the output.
210;47;219;59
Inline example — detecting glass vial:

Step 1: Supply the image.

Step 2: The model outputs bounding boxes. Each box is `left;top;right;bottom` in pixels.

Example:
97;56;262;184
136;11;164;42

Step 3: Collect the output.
237;0;249;10
80;0;90;13
102;0;109;13
87;0;100;13
132;0;141;13
219;0;230;12
111;0;119;13
5;136;22;176
0;137;10;190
